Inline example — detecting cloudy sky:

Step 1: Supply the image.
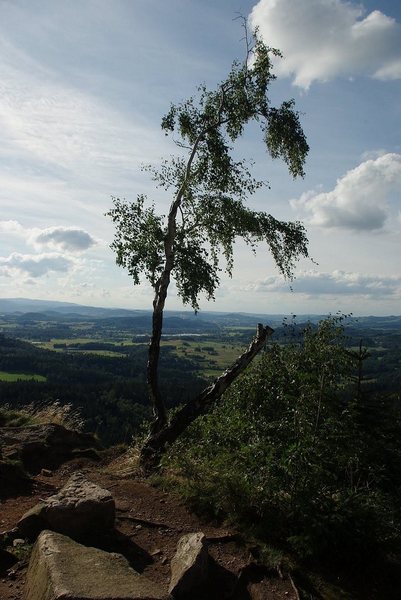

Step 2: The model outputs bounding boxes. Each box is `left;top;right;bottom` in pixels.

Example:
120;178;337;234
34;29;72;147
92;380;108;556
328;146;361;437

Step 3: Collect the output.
0;0;400;316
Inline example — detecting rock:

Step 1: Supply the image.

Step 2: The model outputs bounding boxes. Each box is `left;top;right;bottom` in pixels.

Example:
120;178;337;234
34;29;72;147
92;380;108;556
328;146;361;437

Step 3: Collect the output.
169;532;209;598
40;469;52;477
0;549;17;572
0;423;101;474
18;472;115;541
0;460;32;499
25;530;171;600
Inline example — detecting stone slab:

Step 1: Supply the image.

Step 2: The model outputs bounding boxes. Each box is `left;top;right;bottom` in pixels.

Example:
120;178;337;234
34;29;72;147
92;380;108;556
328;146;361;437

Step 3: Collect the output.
169;532;208;597
18;472;115;541
25;530;171;600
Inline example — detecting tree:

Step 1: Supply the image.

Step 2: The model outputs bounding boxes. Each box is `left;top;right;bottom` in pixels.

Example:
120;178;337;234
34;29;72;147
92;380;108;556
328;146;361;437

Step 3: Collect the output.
164;317;401;560
108;26;309;471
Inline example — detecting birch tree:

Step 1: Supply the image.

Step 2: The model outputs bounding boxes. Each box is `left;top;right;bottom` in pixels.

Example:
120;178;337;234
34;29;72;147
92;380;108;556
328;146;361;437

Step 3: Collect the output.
108;29;309;471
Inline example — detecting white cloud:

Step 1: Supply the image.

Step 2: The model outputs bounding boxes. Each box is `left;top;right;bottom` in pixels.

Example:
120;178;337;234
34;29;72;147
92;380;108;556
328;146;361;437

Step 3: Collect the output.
291;153;401;230
0;221;97;282
0;36;170;193
0;220;26;235
0;220;97;252
0;252;73;279
33;227;97;252
249;0;401;88
245;270;401;298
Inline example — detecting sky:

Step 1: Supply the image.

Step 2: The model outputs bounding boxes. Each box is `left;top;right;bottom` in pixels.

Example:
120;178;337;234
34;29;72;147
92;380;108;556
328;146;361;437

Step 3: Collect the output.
0;0;400;316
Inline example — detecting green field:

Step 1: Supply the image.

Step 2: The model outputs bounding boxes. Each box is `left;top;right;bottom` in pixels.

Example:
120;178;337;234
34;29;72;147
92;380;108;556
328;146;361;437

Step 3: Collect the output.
163;339;244;377
32;336;244;378
0;370;47;382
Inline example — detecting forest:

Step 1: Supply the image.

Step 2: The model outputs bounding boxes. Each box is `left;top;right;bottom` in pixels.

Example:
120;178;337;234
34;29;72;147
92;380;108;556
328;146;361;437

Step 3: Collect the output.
0;307;400;445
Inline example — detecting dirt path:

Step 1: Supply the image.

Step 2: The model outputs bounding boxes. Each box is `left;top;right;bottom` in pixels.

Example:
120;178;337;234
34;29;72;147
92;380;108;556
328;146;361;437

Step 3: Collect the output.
0;457;296;600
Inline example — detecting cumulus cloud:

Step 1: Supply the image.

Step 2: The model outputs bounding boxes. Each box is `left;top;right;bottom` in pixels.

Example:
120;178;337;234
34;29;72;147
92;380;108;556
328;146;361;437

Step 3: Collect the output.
249;0;401;88
0;252;73;279
0;221;97;283
33;227;97;252
291;153;401;230
0;220;97;252
0;220;25;235
246;270;401;298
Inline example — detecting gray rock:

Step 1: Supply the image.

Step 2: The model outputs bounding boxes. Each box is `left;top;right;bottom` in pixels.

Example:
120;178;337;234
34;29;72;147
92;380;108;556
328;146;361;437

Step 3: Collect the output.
24;530;171;600
18;472;115;541
0;423;101;474
169;532;209;597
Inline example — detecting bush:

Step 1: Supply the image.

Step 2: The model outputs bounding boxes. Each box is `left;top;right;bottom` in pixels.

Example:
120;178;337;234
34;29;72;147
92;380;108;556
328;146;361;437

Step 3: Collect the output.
164;317;401;561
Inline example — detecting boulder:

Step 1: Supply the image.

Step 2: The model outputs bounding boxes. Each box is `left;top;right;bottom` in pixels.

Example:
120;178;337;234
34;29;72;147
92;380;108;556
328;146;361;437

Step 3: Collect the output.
25;530;171;600
169;532;209;598
0;423;101;473
0;459;32;499
18;472;115;541
0;548;18;572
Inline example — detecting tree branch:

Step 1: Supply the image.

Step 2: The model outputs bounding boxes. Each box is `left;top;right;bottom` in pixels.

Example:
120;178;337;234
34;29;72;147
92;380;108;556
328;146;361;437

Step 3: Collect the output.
140;323;274;472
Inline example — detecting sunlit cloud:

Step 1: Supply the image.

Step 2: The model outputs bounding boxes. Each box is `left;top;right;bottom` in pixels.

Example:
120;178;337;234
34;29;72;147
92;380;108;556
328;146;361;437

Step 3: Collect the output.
244;270;401;299
291;153;401;231
249;0;401;88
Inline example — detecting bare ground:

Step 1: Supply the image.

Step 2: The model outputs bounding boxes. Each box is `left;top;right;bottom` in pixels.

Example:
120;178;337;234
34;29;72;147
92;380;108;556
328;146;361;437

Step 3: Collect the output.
0;456;297;600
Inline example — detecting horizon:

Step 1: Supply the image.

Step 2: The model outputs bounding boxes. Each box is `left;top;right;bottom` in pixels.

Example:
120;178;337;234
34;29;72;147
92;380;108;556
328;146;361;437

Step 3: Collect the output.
0;0;400;316
1;296;400;320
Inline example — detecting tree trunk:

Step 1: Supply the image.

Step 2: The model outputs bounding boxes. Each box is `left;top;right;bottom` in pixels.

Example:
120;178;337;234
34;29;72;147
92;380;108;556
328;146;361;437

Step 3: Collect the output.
140;323;274;472
145;131;207;435
147;294;167;434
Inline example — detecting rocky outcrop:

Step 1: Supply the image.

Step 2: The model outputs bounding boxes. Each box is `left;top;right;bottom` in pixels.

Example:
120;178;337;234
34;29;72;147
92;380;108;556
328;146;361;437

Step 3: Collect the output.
0;459;32;499
0;423;101;473
18;472;115;541
169;532;209;598
25;530;172;600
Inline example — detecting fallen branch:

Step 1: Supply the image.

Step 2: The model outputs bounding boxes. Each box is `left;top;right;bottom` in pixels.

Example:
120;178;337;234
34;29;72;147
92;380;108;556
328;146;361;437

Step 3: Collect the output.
288;573;301;600
115;514;171;530
140;324;274;472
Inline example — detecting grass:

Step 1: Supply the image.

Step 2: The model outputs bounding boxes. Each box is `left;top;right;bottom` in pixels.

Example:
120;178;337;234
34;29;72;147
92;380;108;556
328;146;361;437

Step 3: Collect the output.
0;401;84;430
0;370;47;382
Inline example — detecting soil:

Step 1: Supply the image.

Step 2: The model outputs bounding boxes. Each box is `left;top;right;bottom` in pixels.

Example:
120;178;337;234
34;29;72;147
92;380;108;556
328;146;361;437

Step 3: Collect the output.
0;455;297;600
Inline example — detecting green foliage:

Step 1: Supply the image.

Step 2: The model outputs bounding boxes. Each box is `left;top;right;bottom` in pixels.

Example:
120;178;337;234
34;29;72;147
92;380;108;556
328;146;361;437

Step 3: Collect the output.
0;333;208;445
0;405;34;427
107;195;165;288
108;30;309;311
164;317;401;561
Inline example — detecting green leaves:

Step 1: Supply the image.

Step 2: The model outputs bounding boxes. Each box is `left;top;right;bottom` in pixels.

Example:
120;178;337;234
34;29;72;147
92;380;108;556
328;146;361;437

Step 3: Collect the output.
164;318;401;560
264;100;309;178
109;30;310;310
106;196;165;287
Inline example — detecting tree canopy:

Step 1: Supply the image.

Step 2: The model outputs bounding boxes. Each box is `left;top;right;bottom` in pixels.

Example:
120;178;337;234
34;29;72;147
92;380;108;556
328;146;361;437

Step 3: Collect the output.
108;27;310;469
108;33;309;312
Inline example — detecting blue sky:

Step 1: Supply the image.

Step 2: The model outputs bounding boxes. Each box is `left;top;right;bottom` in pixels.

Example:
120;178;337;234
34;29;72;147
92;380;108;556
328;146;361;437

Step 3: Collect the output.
0;0;400;316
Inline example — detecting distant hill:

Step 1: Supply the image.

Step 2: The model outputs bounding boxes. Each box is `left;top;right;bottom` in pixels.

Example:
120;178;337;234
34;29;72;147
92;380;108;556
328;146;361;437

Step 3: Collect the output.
0;298;146;318
0;297;400;332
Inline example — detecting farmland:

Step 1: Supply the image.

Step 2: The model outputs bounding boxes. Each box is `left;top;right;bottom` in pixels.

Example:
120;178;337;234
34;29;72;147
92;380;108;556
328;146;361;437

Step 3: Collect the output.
0;300;400;445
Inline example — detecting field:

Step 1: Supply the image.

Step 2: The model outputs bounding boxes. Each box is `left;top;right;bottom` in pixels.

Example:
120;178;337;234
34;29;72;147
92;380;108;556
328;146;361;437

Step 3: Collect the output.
0;371;47;382
31;337;245;378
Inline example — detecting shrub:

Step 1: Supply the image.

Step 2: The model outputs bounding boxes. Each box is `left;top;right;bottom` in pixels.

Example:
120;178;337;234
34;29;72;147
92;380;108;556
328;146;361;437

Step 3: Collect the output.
164;317;401;561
